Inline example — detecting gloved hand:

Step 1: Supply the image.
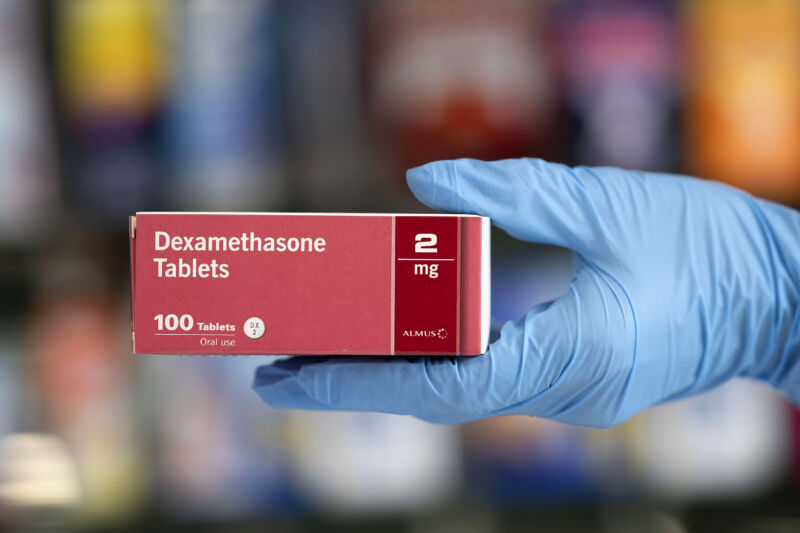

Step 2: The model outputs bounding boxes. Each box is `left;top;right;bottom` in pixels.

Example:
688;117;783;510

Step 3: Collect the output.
254;159;800;428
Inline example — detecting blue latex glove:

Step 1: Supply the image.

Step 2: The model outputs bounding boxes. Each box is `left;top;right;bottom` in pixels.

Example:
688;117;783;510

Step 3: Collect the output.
254;159;800;427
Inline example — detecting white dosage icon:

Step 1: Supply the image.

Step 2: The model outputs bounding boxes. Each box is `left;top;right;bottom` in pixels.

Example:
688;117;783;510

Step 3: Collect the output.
244;317;266;339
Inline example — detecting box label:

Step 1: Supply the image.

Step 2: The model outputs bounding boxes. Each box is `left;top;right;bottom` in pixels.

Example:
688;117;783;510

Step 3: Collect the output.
394;216;459;354
132;213;482;355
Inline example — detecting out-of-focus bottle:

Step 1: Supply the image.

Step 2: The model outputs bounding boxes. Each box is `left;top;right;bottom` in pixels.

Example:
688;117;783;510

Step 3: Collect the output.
368;0;556;208
0;0;56;244
56;0;166;221
684;0;800;205
553;0;679;171
164;0;286;211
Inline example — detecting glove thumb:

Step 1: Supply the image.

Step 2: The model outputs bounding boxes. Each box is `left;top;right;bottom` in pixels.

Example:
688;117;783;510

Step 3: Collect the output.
407;158;631;259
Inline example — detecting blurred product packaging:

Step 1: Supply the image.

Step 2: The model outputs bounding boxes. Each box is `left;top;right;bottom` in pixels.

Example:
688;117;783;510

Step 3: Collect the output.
56;0;166;221
282;0;369;211
25;232;145;524
164;0;286;211
0;0;57;244
463;416;600;503
553;0;679;171
685;0;800;205
143;356;300;520
0;433;82;524
368;0;556;207
284;411;461;512
632;379;790;499
0;0;797;527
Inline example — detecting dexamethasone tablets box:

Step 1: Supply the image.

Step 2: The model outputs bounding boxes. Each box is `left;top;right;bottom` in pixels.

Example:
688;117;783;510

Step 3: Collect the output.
130;213;490;356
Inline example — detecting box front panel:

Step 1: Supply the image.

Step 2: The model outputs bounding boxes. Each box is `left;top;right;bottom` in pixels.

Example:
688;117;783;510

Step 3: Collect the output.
134;214;392;354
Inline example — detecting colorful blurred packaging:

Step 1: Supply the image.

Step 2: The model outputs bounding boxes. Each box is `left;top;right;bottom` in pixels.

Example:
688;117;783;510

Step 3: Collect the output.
56;0;166;220
144;356;299;519
685;0;800;205
463;416;599;503
282;0;368;211
553;0;679;171
26;235;145;524
369;0;556;205
164;0;286;211
0;0;57;244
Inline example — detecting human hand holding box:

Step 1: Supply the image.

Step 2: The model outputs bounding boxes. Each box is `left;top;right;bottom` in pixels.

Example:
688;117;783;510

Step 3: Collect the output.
255;159;800;428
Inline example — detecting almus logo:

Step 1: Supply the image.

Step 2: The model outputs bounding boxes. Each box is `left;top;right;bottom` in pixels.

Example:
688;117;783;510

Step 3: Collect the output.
402;328;448;340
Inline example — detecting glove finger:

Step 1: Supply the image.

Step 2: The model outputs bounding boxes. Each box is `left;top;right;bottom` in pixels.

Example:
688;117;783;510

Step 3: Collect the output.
253;260;635;426
253;325;540;424
252;310;572;423
253;303;547;419
253;357;341;411
407;158;637;259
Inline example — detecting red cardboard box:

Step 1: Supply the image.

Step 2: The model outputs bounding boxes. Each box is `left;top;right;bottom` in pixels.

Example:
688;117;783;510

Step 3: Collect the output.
130;213;490;356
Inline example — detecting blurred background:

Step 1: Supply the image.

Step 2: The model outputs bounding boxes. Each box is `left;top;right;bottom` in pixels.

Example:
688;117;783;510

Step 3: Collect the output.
0;0;799;531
